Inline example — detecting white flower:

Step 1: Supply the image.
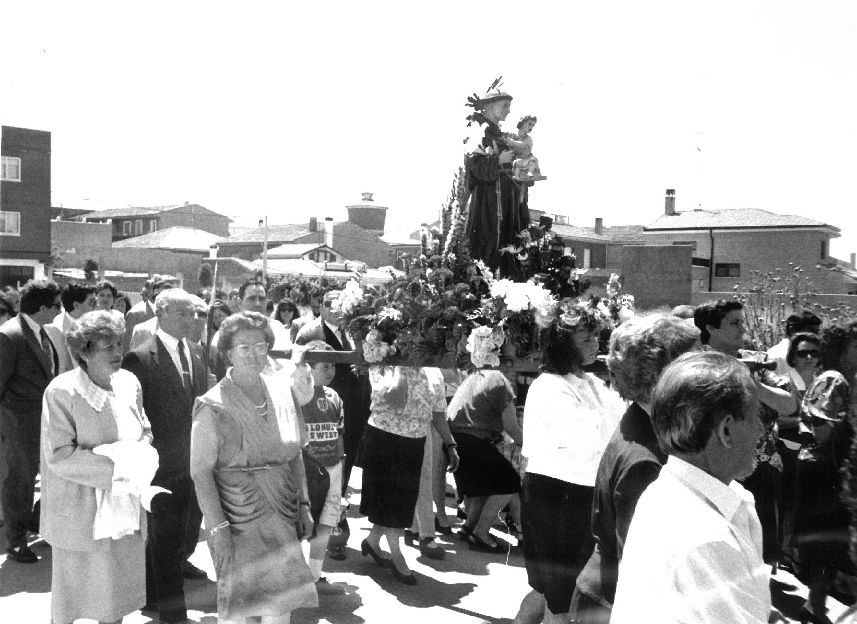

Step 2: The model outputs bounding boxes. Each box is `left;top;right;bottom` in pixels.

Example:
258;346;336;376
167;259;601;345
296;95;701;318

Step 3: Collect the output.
503;282;531;312
466;326;505;369
379;306;402;321
490;278;513;300
336;280;364;316
362;330;393;363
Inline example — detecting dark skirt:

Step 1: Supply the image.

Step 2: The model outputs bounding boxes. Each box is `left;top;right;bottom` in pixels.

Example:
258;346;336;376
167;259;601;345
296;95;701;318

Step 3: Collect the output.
359;425;426;528
451;431;521;497
522;472;594;615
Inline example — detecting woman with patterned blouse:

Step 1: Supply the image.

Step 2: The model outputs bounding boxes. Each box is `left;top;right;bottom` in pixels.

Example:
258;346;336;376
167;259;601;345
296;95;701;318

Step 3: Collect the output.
358;366;459;585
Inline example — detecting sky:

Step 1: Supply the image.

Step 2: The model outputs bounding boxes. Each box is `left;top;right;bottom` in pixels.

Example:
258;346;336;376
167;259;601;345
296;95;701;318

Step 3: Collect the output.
3;0;856;258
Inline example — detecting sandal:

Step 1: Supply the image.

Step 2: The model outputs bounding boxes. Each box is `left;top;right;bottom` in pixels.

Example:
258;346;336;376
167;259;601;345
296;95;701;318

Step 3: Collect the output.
468;533;506;553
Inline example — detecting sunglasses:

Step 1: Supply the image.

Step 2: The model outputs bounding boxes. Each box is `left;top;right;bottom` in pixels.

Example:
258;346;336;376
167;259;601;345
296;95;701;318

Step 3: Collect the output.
795;349;820;359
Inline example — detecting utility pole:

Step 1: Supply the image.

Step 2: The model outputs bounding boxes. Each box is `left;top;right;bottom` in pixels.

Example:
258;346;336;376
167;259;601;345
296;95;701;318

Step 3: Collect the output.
261;216;269;283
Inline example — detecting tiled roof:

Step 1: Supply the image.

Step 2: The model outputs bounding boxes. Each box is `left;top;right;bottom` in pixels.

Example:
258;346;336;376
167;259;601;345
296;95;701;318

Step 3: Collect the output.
112;226;223;252
551;223;610;243
602;225;646;243
220;223;311;243
646;208;839;233
266;243;330;258
82;206;164;219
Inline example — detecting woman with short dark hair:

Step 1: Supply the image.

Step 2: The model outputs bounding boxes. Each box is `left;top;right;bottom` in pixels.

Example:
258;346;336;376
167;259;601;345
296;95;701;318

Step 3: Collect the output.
515;299;626;624
571;313;700;623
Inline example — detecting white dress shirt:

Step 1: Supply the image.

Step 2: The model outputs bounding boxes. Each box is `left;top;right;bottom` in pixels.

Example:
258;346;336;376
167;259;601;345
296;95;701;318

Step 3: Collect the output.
611;456;771;624
155;328;192;380
522;372;625;486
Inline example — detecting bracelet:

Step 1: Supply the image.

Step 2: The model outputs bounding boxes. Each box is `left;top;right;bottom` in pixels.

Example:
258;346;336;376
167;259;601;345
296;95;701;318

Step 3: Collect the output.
299;500;311;507
443;442;457;450
209;520;229;535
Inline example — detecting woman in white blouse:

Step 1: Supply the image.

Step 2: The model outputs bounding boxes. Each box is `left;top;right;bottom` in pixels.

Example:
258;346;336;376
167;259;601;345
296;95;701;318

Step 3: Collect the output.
515;300;625;624
41;310;154;624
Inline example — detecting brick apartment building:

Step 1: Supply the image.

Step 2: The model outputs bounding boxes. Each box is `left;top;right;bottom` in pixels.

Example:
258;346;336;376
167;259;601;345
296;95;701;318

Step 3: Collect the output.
0;125;52;288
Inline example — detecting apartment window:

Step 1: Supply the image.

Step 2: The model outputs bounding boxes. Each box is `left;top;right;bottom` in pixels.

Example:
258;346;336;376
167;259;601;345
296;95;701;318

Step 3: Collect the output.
122;221;132;235
1;157;21;182
134;219;143;235
0;211;21;235
148;219;158;233
821;240;827;260
714;263;741;277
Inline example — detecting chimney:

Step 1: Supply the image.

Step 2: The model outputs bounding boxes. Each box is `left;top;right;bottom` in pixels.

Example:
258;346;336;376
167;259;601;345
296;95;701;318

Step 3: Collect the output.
361;192;374;202
665;189;676;216
309;217;317;232
851;253;856;269
324;217;334;249
594;217;603;235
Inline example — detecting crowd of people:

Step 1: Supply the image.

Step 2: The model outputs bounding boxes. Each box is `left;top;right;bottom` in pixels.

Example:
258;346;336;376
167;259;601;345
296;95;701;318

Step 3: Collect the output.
2;274;857;623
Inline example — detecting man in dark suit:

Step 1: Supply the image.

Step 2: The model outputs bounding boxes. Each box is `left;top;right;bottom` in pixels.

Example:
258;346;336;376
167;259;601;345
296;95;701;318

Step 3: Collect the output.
0;279;62;562
295;288;371;557
122;288;207;624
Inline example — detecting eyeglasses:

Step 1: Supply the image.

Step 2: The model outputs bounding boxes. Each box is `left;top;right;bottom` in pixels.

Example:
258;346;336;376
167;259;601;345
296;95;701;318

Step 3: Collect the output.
795;349;820;359
232;342;269;357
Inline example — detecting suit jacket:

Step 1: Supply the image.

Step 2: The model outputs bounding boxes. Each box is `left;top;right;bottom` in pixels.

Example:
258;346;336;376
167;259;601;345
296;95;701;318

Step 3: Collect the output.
121;335;207;486
123;300;156;353
0;316;56;438
40;368;151;551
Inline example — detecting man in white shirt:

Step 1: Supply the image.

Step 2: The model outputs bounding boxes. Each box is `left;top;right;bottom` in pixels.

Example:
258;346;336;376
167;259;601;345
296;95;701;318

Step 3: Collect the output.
611;350;781;624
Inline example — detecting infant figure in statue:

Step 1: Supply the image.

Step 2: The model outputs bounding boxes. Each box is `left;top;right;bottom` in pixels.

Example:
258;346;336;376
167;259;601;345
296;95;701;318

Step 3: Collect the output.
504;115;546;183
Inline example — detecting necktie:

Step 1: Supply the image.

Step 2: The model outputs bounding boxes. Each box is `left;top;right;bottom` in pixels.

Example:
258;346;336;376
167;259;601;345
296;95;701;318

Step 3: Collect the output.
178;340;192;392
338;327;350;350
39;327;56;377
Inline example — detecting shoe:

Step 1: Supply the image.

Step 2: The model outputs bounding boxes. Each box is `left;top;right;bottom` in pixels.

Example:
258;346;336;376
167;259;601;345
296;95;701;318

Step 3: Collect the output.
468;533;506;553
315;577;346;595
183;561;208;580
403;529;418;546
140;603;158;614
360;539;390;568
434;518;453;535
799;606;833;624
456;505;467;520
327;544;347;561
458;525;473;541
419;537;445;560
390;563;417;586
5;545;38;563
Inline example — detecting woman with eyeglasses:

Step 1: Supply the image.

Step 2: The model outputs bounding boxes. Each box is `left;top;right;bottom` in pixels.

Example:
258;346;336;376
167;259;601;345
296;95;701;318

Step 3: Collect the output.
190;311;317;623
41;310;155;624
792;321;857;624
779;332;822;572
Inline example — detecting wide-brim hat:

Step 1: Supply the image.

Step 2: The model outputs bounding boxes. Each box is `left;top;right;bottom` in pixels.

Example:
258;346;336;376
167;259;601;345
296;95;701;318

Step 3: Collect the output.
476;89;513;108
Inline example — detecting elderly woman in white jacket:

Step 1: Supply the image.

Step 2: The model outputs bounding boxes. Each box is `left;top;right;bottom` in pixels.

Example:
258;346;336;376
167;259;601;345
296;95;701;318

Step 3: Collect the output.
41;310;155;624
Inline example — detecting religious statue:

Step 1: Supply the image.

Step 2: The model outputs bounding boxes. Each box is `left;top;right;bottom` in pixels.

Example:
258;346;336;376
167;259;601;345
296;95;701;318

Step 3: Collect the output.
462;78;531;276
504;114;546;183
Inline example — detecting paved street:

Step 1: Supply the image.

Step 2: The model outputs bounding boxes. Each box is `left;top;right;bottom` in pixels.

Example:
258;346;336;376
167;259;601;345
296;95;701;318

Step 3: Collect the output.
0;468;850;623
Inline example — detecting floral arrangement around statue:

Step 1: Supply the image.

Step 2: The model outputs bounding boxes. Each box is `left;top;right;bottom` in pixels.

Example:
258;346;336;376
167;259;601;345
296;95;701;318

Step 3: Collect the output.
333;249;636;369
